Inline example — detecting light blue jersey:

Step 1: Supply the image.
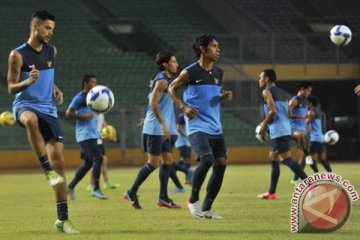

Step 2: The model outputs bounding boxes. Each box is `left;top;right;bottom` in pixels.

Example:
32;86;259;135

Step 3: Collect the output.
69;91;99;142
143;72;175;135
290;95;308;133
310;106;325;143
264;85;292;139
183;62;223;135
12;43;58;118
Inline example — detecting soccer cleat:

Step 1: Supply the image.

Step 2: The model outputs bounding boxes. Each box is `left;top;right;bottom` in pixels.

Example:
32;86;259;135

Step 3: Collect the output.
185;168;194;186
67;187;75;200
172;187;185;193
290;179;299;187
187;200;205;219
124;190;142;209
91;189;108;200
203;209;224;219
157;198;181;209
257;192;276;200
103;182;119;190
54;219;79;234
305;155;313;165
45;170;64;187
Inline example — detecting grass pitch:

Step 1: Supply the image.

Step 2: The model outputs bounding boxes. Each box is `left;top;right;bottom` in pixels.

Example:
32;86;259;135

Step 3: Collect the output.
0;163;359;240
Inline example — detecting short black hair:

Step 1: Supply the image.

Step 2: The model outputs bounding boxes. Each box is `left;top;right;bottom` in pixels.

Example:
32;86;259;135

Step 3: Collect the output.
82;74;96;89
263;69;277;82
193;34;218;59
31;10;55;23
307;95;319;107
299;80;312;90
155;50;175;71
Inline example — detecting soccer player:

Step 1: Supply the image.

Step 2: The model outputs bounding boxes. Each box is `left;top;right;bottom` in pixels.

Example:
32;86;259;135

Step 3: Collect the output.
124;50;181;209
7;10;78;233
288;81;314;185
66;74;107;200
173;113;193;187
257;69;308;200
86;113;119;191
305;95;333;173
168;34;233;219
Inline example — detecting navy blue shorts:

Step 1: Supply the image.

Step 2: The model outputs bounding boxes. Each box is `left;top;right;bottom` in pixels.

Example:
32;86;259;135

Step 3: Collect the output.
310;141;325;155
177;145;191;158
16;107;63;143
142;134;177;156
188;131;227;159
80;139;102;161
270;136;291;154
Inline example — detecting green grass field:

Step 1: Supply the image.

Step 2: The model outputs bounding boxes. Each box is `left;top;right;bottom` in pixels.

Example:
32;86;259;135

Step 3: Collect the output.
0;163;359;240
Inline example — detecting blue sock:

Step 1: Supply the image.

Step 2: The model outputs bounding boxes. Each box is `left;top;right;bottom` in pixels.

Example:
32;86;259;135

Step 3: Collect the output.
129;163;155;195
269;160;280;194
189;154;214;203
283;157;308;180
169;164;183;189
202;165;226;211
39;155;52;172
310;163;319;173
159;164;171;200
57;201;68;221
320;160;332;172
68;157;93;189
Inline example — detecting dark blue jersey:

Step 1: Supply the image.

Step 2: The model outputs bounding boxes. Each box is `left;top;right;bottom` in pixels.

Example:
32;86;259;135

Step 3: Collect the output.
12;43;57;118
264;85;291;139
183;62;224;135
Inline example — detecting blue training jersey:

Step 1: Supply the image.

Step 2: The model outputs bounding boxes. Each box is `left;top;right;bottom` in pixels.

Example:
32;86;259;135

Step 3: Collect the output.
264;85;292;139
143;72;175;135
69;91;99;143
310;106;325;143
12;43;58;118
183;62;223;135
290;95;308;132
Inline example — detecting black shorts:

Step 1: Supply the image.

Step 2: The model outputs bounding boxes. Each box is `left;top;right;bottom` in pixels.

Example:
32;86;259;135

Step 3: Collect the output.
270;136;291;154
177;145;191;158
98;143;106;155
16;107;63;143
188;131;227;159
142;134;177;156
310;141;325;155
79;139;102;161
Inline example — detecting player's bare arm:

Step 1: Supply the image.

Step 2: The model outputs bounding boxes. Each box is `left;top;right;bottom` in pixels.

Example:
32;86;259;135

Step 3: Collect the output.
7;50;39;95
53;84;64;105
176;123;188;139
260;89;277;136
150;79;170;140
354;84;360;96
168;70;198;119
66;107;93;120
305;109;315;133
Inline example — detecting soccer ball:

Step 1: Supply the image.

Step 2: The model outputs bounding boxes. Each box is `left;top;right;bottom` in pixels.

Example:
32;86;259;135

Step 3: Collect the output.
86;85;115;114
101;125;117;141
330;25;352;46
255;125;269;142
0;111;15;126
324;130;339;145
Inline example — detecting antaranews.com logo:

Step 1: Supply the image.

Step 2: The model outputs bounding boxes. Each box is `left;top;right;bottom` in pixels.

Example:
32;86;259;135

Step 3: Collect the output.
290;172;358;233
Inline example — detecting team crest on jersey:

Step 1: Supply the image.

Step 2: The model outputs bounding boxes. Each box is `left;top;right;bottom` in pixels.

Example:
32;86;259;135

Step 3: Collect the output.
47;61;52;67
214;78;220;85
